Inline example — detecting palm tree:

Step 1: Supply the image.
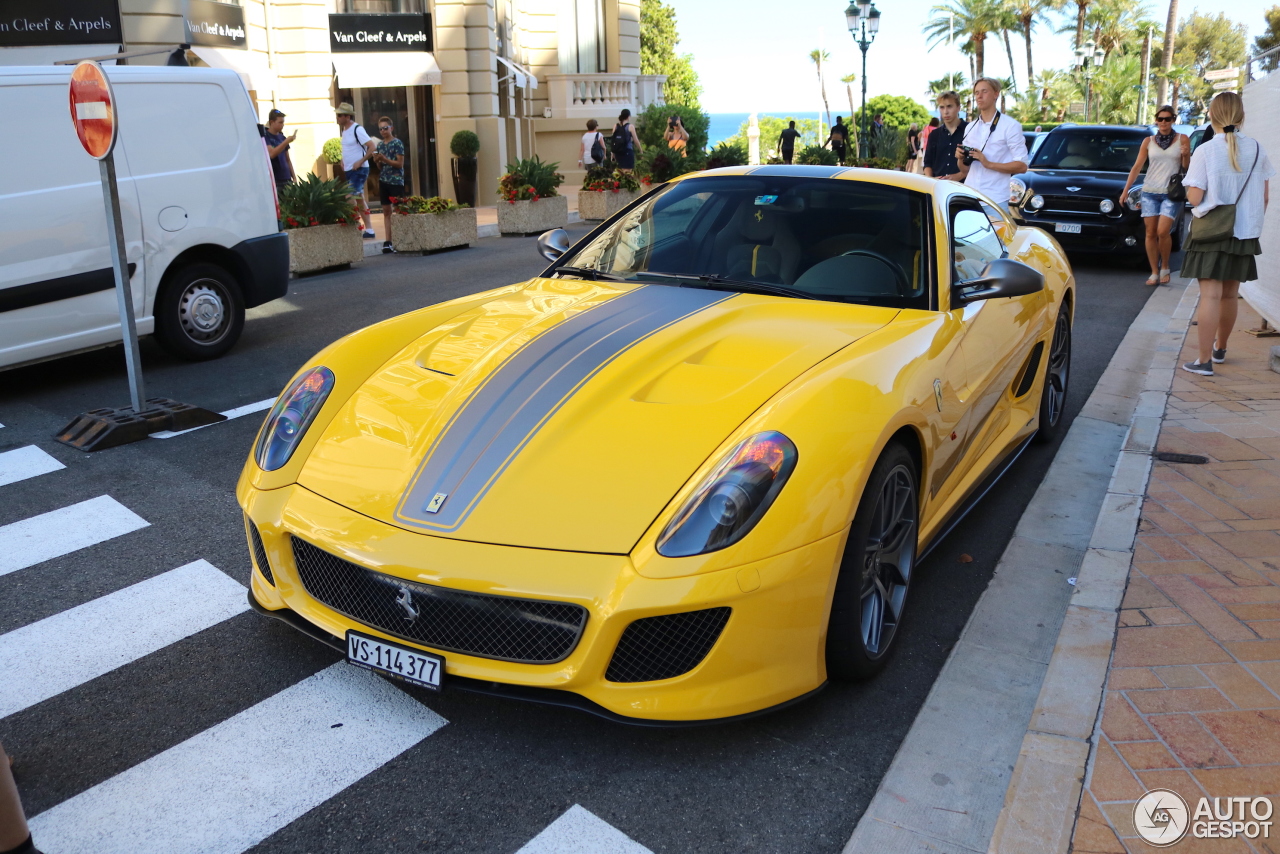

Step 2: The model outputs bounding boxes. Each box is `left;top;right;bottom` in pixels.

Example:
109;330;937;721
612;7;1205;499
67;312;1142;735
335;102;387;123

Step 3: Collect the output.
841;72;858;118
810;49;832;130
1085;0;1155;61
924;0;1001;80
1005;0;1059;91
1030;68;1080;119
927;71;968;99
1156;0;1177;105
991;2;1021;92
1161;64;1195;116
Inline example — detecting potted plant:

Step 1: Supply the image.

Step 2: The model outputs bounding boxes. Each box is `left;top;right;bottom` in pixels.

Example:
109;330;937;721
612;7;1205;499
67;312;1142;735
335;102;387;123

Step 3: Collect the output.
496;156;568;235
279;174;363;273
391;195;477;253
578;162;648;220
450;130;480;208
322;137;344;181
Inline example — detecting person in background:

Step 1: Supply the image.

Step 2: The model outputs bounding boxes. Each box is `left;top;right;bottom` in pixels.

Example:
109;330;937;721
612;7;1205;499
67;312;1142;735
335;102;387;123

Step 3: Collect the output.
373;115;405;255
920;117;939;174
1119;105;1190;285
335;102;376;239
664;115;689;156
825;117;850;165
869;113;885;158
955;77;1027;212
609;108;642;172
906;122;921;172
1034;125;1043;133
1180;91;1273;377
263;108;295;192
778;120;801;164
923;92;966;180
579;119;605;169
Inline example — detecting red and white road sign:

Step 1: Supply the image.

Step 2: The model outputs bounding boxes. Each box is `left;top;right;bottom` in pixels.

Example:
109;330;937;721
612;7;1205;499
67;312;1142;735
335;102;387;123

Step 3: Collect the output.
69;60;117;160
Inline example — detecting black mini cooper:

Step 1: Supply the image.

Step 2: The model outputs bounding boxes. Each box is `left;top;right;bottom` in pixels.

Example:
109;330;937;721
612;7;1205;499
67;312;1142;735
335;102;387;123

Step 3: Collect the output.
1009;125;1181;260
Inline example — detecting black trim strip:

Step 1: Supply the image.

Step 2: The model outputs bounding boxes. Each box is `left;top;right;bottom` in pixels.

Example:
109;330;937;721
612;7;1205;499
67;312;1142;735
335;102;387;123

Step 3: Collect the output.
919;433;1035;562
0;265;137;314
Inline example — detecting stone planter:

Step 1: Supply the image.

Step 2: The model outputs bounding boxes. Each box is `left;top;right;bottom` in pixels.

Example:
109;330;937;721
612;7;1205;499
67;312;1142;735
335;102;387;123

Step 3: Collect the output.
497;195;569;235
392;208;478;253
577;189;641;221
287;223;362;274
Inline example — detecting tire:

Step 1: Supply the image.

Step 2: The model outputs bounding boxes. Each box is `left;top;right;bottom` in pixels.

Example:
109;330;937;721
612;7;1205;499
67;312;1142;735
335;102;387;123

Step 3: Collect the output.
826;443;919;681
154;262;245;361
1033;302;1072;444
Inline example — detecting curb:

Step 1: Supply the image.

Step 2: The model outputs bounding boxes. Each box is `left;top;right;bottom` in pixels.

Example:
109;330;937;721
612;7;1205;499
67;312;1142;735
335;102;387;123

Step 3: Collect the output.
843;279;1198;854
362;212;580;256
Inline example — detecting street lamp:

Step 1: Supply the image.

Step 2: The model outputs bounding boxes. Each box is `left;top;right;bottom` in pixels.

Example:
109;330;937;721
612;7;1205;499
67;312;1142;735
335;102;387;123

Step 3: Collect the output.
846;0;881;160
1073;39;1105;123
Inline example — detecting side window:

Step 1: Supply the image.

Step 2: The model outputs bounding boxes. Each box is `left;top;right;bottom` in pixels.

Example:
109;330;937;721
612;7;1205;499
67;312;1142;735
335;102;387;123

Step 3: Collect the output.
951;207;1004;282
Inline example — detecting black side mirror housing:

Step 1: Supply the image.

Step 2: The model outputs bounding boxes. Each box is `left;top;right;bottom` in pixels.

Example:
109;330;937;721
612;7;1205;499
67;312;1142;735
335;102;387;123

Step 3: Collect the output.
537;228;571;262
954;258;1045;303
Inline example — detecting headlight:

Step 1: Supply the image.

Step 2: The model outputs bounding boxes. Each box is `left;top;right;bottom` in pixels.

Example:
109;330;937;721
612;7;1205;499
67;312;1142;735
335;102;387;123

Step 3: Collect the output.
1009;177;1027;203
657;431;798;557
1126;185;1143;210
1099;199;1116;214
1029;194;1044;210
255;366;335;471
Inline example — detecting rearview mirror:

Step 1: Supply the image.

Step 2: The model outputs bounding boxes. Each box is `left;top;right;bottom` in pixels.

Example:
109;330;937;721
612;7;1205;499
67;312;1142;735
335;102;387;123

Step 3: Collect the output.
537;228;571;261
954;258;1044;303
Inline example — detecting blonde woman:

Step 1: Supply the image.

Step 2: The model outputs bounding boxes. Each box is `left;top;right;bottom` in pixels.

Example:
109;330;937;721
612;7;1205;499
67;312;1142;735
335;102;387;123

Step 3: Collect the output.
1120;105;1190;285
1180;92;1274;376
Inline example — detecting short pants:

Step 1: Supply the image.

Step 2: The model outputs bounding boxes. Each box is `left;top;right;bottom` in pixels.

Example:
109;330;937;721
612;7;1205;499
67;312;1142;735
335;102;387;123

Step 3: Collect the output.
345;166;370;195
379;182;405;207
1140;191;1180;219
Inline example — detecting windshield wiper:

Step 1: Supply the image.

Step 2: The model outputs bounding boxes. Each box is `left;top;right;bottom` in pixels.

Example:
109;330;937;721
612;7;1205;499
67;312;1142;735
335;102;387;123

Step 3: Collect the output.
632;271;818;301
553;265;628;282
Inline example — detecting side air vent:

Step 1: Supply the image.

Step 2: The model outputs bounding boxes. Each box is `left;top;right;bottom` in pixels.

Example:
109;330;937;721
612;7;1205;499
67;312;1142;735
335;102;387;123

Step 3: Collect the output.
246;518;274;585
1013;341;1045;398
605;608;731;683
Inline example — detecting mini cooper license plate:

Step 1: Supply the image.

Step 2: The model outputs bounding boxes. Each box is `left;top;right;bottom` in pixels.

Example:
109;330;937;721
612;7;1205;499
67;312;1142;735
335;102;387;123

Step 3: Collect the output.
1054;222;1082;234
347;631;443;691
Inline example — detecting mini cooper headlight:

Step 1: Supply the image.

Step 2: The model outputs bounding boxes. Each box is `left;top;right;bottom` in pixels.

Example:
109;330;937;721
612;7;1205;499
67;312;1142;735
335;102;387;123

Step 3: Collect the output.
1125;185;1143;210
255;367;335;471
1029;194;1045;210
1099;198;1116;214
657;432;798;558
1009;177;1027;203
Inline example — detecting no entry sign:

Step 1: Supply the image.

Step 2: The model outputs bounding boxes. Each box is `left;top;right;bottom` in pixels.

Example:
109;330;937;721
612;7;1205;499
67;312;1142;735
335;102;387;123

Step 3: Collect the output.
69;60;117;159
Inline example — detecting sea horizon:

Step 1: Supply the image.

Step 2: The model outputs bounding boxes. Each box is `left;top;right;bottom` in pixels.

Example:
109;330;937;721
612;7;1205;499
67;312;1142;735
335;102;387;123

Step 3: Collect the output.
707;111;843;147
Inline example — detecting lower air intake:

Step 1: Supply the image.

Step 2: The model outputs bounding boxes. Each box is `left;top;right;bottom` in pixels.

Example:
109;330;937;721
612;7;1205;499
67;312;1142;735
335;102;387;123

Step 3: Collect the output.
247;518;273;586
605;608;731;683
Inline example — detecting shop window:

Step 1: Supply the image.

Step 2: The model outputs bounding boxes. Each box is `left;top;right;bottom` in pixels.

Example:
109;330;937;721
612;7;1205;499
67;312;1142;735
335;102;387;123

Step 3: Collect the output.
330;0;424;12
558;0;605;74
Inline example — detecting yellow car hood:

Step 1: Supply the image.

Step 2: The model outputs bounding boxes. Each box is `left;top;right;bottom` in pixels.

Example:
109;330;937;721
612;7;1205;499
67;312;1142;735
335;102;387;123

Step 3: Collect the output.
299;278;896;553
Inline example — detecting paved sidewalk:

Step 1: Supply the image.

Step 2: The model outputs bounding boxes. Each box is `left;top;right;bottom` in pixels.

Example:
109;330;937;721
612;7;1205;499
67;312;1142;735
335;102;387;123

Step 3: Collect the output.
1072;301;1280;853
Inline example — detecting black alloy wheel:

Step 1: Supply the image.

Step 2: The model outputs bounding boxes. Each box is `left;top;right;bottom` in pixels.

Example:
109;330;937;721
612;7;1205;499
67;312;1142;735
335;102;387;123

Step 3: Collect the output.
1034;303;1072;444
154;262;246;361
826;443;919;680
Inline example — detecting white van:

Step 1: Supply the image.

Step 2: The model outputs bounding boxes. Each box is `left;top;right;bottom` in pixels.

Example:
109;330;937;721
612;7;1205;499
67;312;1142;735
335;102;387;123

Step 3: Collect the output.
0;64;287;369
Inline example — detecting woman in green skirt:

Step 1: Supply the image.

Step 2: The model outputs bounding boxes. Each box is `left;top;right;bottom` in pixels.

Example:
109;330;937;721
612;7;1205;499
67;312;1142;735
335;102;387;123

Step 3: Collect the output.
1180;92;1274;376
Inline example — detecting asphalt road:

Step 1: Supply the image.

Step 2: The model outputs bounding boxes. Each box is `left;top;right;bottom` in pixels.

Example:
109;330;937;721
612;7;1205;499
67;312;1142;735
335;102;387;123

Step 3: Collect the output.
0;231;1165;853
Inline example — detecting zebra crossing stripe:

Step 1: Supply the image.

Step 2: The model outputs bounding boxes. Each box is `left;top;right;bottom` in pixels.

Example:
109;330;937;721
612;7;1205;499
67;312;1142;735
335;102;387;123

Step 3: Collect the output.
517;805;654;854
0;560;247;719
29;662;446;854
0;445;65;487
0;496;148;577
150;397;276;439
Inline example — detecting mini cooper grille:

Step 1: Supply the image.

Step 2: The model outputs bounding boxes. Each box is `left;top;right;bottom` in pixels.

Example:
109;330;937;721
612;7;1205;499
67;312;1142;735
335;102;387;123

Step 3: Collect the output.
605;608;732;683
290;537;588;663
1040;194;1106;215
247;518;274;586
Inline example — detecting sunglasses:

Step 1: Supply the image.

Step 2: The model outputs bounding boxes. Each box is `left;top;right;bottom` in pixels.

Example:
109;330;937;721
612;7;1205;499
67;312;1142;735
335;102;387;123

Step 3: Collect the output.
1156;116;1174;122
379;126;392;131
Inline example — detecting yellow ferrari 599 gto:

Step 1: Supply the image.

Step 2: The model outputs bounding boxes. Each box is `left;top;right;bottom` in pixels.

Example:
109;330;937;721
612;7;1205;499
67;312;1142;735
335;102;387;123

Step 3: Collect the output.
238;166;1074;723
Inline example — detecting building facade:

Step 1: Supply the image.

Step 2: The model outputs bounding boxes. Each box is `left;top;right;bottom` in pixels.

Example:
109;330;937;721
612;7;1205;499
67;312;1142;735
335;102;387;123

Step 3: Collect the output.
1;0;664;206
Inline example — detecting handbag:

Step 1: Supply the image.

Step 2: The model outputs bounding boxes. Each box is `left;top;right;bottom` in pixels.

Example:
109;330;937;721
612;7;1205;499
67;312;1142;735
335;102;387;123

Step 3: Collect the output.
1165;172;1186;202
1189;142;1259;246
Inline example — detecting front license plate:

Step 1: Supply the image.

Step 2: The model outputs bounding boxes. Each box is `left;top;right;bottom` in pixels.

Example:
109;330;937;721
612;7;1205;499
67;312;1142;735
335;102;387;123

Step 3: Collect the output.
1054;222;1082;234
347;631;443;691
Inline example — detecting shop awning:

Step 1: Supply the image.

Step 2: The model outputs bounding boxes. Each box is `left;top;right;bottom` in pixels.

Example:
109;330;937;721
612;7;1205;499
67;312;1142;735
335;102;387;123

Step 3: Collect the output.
191;46;277;94
331;52;442;88
496;56;538;90
0;44;122;66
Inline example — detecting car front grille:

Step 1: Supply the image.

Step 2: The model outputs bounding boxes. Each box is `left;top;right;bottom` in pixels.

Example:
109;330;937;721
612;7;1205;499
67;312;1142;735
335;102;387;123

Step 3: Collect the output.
290;537;588;664
1039;194;1106;215
605;608;731;683
246;518;273;585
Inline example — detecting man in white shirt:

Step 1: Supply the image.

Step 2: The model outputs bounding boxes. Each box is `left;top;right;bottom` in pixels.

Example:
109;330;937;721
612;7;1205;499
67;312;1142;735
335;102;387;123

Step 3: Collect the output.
336;102;376;238
956;78;1028;212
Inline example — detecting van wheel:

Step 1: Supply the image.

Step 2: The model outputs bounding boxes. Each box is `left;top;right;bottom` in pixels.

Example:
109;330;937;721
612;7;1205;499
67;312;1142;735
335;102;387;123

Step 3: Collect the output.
154;263;245;361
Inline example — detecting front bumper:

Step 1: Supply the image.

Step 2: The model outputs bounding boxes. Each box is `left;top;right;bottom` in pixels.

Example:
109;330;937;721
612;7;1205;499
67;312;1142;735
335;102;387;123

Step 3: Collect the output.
241;483;840;723
1013;209;1145;254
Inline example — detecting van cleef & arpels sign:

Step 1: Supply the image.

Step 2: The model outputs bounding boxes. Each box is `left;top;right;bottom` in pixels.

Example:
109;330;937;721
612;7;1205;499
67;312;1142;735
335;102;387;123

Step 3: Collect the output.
183;0;247;49
328;14;432;53
0;0;123;47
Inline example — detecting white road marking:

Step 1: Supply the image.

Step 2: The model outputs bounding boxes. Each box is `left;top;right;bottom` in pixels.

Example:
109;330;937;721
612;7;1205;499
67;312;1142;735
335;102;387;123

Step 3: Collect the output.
246;297;302;320
30;662;447;854
0;496;148;577
149;397;275;439
0;445;65;487
517;805;654;854
0;561;247;719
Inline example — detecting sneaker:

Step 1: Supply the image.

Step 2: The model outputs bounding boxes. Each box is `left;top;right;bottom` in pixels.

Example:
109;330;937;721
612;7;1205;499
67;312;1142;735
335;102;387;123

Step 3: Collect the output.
381;241;397;254
1211;342;1226;363
1181;360;1213;377
363;230;376;239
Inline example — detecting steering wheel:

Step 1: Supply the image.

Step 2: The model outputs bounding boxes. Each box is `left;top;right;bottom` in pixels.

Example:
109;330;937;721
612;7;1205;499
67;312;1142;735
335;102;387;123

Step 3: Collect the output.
840;249;911;294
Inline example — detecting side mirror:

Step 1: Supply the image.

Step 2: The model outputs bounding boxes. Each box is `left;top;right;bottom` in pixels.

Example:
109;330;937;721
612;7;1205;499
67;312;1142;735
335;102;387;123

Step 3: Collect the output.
537;228;570;261
954;258;1044;303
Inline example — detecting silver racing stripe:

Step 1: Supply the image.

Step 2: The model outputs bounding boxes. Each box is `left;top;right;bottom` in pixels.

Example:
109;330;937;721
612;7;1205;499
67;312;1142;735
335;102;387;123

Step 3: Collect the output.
395;285;733;531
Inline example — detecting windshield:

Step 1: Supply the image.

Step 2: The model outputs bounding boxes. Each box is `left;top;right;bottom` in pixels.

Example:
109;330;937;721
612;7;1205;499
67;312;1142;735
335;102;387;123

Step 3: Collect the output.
556;176;933;309
1031;131;1148;172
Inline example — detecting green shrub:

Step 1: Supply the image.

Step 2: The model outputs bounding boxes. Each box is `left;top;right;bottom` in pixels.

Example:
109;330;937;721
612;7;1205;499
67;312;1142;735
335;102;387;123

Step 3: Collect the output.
872;126;908;165
796;145;839;166
394;195;469;214
498;155;564;201
582;161;645;192
450;130;480;158
321;138;343;164
849;157;898;170
278;174;357;229
705;141;748;169
634;102;710;154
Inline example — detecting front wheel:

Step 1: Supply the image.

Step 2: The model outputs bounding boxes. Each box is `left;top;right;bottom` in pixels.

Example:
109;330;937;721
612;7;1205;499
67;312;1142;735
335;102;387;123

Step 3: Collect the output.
826;443;919;681
154;262;245;361
1034;303;1072;444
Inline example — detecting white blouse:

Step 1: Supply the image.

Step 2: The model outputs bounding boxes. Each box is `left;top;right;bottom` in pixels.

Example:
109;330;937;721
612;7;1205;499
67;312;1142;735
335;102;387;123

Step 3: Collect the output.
1183;134;1275;241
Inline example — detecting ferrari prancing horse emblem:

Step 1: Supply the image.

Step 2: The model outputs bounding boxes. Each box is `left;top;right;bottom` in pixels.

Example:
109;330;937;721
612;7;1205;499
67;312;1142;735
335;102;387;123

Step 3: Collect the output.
426;492;447;513
933;379;944;412
395;586;420;622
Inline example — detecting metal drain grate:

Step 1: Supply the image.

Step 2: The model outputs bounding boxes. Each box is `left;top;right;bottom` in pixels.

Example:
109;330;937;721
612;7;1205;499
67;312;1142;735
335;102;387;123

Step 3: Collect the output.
1153;452;1208;464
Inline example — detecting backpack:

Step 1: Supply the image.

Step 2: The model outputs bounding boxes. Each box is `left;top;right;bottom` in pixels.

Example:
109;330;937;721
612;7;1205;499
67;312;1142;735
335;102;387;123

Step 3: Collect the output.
589;132;605;164
610;123;632;159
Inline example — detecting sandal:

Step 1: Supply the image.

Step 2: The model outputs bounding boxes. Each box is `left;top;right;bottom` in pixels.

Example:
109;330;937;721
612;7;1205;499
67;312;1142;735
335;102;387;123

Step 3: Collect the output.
1160;268;1171;284
1146;274;1159;286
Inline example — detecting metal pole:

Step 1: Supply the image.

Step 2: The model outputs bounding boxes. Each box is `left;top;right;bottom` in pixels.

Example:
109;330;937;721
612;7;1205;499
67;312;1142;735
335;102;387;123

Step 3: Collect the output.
99;154;146;412
859;38;869;160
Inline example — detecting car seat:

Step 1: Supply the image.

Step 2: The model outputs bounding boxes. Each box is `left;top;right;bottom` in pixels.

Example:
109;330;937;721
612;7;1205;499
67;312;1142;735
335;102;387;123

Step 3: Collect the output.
1056;137;1095;169
713;201;803;284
